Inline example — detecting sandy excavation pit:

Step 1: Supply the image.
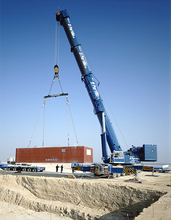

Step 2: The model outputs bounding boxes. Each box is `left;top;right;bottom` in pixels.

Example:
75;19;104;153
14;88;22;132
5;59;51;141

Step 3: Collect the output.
0;173;167;220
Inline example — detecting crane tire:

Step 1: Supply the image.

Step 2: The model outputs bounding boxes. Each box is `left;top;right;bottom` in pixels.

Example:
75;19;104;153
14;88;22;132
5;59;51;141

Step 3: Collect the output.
93;164;104;176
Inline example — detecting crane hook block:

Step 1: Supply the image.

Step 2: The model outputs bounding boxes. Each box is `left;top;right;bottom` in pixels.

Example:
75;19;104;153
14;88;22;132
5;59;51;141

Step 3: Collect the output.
54;64;59;78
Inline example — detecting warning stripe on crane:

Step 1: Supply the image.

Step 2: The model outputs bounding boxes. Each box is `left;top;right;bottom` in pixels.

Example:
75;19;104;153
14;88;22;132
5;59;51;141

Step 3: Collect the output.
124;168;137;174
72;166;82;171
143;166;154;171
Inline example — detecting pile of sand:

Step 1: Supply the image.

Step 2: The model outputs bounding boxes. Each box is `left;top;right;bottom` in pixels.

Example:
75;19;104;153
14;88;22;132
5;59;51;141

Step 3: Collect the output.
0;200;72;220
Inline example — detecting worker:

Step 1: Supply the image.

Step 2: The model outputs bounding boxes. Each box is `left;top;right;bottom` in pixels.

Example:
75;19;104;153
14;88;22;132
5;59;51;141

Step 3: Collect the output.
61;165;63;173
56;164;59;172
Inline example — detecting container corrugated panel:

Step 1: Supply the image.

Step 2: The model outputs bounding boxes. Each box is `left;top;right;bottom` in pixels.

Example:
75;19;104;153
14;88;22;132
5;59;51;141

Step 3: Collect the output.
16;146;93;163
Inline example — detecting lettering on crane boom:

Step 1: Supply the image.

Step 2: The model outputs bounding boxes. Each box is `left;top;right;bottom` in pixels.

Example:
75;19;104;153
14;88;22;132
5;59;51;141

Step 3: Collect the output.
67;18;75;38
67;17;88;69
78;45;88;69
90;81;100;99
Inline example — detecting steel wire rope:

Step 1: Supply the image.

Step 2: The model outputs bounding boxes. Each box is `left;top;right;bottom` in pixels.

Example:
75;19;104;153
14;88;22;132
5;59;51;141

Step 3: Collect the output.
55;19;79;146
42;98;46;147
27;99;46;148
57;77;64;93
48;21;61;96
55;21;70;145
27;19;79;149
28;20;66;148
45;20;68;147
48;78;55;95
57;22;60;67
54;20;58;66
57;72;80;146
48;20;79;147
66;96;70;146
54;20;64;94
66;96;79;146
54;20;60;66
98;85;129;150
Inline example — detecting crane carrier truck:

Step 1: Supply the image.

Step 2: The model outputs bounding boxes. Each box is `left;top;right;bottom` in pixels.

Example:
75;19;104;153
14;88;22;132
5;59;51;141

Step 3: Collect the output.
56;9;157;176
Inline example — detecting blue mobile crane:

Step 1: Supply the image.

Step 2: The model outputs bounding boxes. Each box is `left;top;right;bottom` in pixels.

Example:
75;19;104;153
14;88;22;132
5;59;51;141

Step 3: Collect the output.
56;10;157;175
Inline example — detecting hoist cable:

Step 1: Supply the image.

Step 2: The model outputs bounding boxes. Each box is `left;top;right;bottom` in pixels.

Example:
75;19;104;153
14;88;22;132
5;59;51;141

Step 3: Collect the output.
54;21;60;66
99;86;129;149
54;21;78;146
57;23;60;66
27;99;46;148
42;98;46;147
66;96;79;146
28;19;79;148
66;97;70;146
58;77;64;93
48;78;55;95
54;20;57;66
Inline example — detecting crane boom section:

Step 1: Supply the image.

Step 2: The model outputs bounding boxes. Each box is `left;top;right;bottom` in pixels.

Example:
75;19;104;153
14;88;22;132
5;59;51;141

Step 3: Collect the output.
56;10;122;158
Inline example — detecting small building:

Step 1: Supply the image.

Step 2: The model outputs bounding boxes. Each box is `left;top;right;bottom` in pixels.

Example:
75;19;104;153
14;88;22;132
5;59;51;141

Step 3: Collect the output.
15;146;93;163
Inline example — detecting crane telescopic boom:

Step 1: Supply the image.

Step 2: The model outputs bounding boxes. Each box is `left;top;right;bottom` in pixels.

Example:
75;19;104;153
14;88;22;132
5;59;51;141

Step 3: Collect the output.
56;9;121;163
56;9;157;165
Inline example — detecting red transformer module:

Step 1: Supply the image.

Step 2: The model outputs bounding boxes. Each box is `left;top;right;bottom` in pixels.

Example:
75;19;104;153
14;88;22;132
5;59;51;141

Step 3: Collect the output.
16;146;93;163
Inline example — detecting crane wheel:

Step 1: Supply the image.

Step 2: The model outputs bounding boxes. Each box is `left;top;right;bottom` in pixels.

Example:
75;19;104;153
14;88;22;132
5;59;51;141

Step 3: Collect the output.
93;164;104;176
32;168;36;172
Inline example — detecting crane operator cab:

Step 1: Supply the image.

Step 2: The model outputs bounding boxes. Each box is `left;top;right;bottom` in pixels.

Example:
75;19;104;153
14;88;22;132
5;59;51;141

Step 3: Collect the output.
110;151;124;164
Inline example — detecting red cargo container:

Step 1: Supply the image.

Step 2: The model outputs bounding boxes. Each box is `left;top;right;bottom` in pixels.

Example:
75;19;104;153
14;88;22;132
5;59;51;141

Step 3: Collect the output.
15;146;93;163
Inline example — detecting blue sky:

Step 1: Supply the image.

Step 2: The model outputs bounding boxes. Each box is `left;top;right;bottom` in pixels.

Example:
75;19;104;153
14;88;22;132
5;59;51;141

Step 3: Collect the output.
0;0;170;164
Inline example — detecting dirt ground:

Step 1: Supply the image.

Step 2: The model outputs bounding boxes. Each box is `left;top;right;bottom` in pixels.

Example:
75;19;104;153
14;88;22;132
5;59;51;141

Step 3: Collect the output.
0;165;170;220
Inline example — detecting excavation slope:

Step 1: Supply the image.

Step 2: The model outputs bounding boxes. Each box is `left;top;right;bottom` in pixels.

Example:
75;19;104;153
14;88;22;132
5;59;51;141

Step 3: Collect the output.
0;174;167;219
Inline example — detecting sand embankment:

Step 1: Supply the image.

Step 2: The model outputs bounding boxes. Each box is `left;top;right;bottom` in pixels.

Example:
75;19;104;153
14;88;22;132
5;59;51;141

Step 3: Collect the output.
0;170;170;219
